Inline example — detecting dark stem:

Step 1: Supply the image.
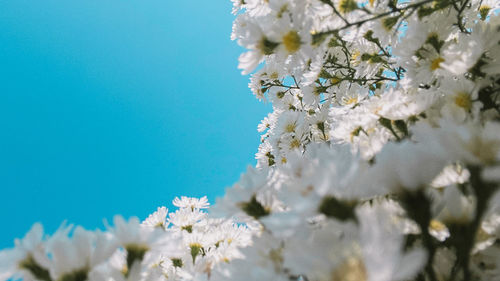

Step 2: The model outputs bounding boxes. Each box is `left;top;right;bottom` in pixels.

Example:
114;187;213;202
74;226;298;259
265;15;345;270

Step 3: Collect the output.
455;166;498;281
401;190;438;281
315;0;436;37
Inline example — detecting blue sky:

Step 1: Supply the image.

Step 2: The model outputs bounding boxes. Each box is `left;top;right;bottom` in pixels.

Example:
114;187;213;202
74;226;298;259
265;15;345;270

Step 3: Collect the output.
0;1;269;248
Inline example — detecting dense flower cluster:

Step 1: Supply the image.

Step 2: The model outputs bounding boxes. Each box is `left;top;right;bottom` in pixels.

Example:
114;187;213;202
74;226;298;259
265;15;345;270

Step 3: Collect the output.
0;198;252;281
3;0;500;280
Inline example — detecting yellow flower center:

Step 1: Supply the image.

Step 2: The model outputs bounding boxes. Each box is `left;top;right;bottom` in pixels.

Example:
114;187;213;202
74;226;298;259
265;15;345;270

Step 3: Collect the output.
344;96;358;105
454;92;472;110
430;57;445;71
331;77;342;85
429;219;446;232
285;123;296;133
331;257;367;281
282;30;301;54
290;138;301;149
479;5;491;20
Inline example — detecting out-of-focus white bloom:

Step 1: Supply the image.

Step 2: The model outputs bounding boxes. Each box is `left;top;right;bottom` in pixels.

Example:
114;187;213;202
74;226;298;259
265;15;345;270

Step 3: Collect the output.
110;215;183;275
47;226;117;280
474;213;500;253
436;185;476;224
216;232;289;281
415;121;500;166
0;223;49;281
4;0;500;280
364;140;448;194
373;86;437;121
442;20;500;76
213;166;283;222
357;204;427;281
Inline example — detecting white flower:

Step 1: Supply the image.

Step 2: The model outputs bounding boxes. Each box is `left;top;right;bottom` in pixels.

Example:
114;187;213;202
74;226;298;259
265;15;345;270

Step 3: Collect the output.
4;1;500;280
436;185;476;224
364;140;448;194
212;166;283;222
168;208;206;233
142;206;169;229
232;15;274;75
47;226;117;280
173;197;210;210
217;232;289;281
431;163;470;188
373;85;437;121
0;223;50;281
357;204;427;281
415;121;500;166
110;216;177;272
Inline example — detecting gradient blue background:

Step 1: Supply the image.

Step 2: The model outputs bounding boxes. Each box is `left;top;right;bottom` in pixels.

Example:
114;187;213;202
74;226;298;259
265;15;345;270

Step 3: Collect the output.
0;1;269;248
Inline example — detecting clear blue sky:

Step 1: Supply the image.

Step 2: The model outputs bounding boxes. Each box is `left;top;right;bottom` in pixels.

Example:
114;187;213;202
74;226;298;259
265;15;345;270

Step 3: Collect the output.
0;1;269;248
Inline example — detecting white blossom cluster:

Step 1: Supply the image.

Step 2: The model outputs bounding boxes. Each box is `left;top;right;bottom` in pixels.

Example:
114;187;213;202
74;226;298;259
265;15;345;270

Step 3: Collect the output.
214;0;500;280
235;0;500;164
0;197;252;281
4;0;500;280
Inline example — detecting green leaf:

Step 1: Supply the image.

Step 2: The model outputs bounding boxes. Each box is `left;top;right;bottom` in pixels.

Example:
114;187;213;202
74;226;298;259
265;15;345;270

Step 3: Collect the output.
172;258;184;268
258;36;280;55
425;33;444;53
19;255;52;281
58;269;88;281
417;6;435;19
318;196;357;221
312;32;329;46
382;16;400;31
378;117;393;131
393;120;408;137
339;0;358;13
363;30;379;44
239;195;270;219
125;244;149;273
